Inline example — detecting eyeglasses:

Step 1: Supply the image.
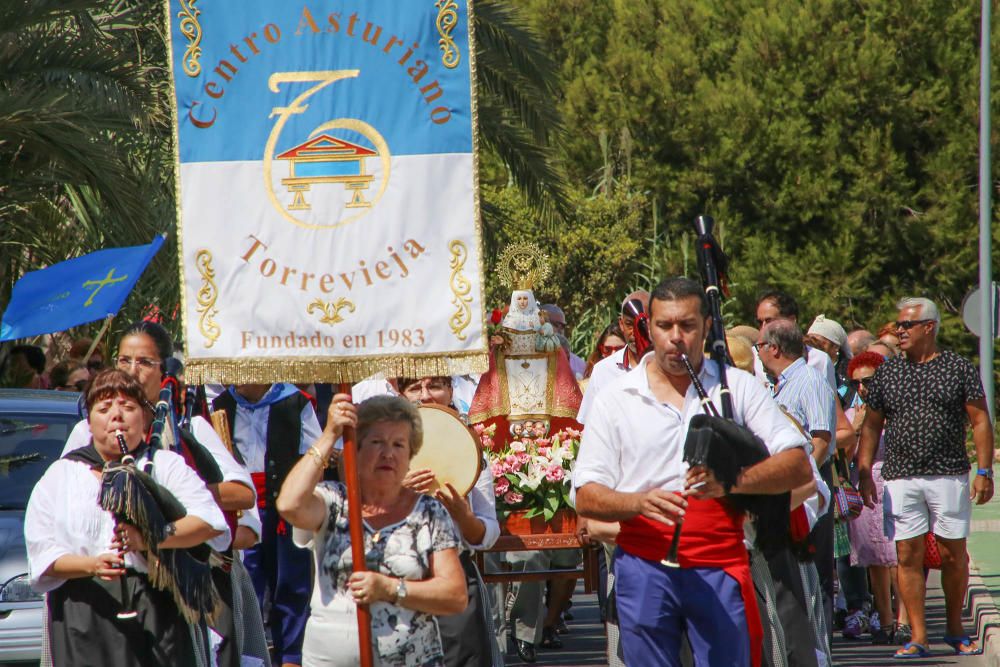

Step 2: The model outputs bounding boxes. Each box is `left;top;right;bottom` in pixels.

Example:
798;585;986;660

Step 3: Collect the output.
401;379;451;397
895;319;932;330
114;356;160;371
753;342;770;351
848;377;874;389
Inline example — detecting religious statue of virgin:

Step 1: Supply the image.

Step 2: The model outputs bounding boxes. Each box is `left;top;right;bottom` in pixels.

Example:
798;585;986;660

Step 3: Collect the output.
468;243;581;443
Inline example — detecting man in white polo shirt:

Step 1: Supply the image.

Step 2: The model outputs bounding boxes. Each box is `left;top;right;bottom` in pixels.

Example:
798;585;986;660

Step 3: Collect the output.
575;277;812;667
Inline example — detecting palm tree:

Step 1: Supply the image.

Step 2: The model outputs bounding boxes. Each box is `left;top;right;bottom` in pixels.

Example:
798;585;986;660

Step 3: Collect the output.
0;0;165;298
474;0;570;226
0;0;178;340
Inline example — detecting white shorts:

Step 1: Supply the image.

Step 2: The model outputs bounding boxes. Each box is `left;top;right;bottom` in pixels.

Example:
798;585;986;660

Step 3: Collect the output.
882;474;971;541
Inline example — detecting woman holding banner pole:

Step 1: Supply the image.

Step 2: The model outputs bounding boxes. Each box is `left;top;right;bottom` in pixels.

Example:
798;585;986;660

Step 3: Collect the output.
278;394;467;666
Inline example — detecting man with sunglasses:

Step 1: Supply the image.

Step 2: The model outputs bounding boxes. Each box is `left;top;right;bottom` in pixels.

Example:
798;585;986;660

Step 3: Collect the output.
858;297;995;658
539;303;587;379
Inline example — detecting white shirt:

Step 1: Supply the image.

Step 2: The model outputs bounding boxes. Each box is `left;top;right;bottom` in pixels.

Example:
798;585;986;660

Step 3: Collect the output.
61;416;254;493
26;448;230;593
239;505;262;540
352;375;398;402
230;400;322;474
450;374;480;415
802;455;831;528
754;345;836;392
576;347;630;424
574;355;809;495
464;465;500;551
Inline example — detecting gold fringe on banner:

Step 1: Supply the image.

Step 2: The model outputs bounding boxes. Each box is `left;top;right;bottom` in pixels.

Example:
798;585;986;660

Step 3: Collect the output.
184;351;489;385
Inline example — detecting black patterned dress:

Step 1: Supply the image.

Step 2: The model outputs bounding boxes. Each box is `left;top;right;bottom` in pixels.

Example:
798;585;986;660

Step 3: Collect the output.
294;482;460;667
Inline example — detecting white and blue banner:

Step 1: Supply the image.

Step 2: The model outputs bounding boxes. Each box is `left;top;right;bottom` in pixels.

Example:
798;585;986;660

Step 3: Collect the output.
167;0;486;383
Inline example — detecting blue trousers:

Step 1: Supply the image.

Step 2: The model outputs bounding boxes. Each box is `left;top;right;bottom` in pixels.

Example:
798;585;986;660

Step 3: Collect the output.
614;548;750;667
244;507;312;664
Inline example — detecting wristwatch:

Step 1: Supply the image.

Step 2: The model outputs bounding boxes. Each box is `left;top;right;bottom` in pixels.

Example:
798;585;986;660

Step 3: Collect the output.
977;468;994;480
394;578;408;604
164;522;177;538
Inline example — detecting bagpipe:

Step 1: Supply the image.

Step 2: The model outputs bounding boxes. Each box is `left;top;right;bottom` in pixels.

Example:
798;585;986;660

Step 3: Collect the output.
663;216;791;565
98;359;222;625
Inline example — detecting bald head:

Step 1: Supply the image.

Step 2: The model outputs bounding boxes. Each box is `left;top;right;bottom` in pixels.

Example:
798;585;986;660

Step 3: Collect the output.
846;329;875;357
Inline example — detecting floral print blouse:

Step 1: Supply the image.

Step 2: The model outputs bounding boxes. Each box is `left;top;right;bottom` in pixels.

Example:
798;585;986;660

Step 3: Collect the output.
308;482;459;666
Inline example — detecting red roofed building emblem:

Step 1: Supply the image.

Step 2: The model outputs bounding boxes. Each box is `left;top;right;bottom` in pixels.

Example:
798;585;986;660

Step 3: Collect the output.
276;134;378;210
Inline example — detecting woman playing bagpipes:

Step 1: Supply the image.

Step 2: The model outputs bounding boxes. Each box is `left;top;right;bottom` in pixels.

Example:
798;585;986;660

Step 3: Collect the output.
58;320;260;667
24;369;230;666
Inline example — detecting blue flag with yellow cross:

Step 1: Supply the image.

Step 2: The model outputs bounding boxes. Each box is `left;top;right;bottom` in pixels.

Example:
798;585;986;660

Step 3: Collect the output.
0;236;165;341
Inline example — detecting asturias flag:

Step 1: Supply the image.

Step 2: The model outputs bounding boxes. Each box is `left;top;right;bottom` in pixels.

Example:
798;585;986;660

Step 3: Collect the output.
0;236;165;341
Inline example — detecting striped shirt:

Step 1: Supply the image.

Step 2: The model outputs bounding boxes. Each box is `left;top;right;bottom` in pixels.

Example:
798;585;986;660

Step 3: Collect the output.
771;357;837;461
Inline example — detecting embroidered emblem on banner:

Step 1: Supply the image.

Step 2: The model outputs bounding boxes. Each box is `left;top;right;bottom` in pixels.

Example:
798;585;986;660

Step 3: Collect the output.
262;71;392;230
307;298;356;326
194;249;221;348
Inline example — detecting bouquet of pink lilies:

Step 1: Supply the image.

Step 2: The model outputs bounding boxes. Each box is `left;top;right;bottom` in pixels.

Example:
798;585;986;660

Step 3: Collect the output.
475;422;581;521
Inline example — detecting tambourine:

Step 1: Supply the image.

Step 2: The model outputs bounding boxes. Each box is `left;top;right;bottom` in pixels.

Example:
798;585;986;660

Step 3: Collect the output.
410;404;483;497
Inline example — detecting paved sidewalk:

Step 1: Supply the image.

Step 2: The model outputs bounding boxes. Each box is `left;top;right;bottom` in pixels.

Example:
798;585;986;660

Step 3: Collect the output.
832;495;1000;666
500;496;1000;667
831;568;991;665
502;583;606;666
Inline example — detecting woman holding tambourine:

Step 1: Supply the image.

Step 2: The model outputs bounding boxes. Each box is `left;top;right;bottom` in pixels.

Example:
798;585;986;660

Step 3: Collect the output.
398;375;502;667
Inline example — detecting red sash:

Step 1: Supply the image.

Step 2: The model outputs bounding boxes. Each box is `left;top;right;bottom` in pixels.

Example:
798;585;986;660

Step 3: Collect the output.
617;497;762;667
251;472;268;509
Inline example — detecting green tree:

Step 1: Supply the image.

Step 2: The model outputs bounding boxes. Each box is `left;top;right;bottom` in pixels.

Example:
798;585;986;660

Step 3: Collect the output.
517;0;999;363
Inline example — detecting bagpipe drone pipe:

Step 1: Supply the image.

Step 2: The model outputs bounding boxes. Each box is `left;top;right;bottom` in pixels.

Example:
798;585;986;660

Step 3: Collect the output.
666;216;792;562
98;360;223;625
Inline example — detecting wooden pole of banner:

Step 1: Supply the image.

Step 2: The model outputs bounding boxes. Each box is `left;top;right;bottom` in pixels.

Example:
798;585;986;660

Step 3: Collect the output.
84;315;114;365
339;382;374;667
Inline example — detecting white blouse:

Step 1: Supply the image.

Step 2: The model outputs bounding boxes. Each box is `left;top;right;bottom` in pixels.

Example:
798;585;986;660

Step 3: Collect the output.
25;448;230;593
61;416;254;494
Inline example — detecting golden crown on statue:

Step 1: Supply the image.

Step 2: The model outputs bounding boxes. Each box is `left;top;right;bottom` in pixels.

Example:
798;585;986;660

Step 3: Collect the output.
497;242;551;291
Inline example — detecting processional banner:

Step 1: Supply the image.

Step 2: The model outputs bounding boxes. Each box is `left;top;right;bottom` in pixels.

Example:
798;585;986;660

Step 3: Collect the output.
166;0;486;383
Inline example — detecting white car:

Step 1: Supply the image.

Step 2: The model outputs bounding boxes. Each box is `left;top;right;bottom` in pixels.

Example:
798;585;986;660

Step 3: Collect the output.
0;390;81;664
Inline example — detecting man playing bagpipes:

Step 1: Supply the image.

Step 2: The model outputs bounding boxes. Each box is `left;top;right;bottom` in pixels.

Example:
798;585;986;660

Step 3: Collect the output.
574;277;813;667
